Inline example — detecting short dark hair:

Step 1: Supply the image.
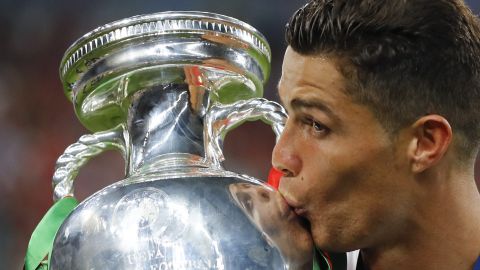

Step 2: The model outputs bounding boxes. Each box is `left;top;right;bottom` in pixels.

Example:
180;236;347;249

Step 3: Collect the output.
286;0;480;159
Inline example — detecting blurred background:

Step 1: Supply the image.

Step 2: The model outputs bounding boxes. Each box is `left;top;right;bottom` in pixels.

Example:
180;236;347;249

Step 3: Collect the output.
0;0;478;268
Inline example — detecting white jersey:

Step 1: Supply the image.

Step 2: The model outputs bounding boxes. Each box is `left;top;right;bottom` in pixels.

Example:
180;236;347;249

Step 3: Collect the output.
346;250;360;270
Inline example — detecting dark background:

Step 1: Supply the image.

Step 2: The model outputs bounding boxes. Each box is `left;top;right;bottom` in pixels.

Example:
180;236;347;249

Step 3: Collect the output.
0;0;478;268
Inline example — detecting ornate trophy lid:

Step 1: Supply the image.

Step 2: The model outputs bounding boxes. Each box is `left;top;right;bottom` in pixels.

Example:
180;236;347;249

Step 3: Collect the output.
59;11;272;132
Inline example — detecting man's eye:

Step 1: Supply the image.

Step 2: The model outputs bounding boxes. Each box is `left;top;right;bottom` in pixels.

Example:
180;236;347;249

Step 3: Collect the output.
312;121;328;132
302;117;330;134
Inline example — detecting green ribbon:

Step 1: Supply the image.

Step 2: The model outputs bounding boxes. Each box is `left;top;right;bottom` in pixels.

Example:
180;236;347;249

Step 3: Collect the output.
313;251;322;270
313;248;331;270
24;197;78;270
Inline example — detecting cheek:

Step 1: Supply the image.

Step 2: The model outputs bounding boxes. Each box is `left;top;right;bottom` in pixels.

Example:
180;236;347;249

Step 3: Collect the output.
303;142;406;210
312;149;411;240
297;150;359;205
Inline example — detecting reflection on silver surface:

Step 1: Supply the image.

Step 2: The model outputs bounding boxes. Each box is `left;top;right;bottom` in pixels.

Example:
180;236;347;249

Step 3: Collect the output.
128;83;207;173
229;183;313;270
52;125;128;201
49;11;312;270
59;11;271;132
52;177;290;269
205;98;287;168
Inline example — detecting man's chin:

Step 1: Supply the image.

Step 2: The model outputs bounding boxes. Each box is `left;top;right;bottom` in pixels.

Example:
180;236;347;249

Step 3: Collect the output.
310;225;358;253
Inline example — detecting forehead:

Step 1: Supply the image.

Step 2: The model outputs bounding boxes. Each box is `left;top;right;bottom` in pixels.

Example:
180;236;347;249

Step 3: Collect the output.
278;47;350;105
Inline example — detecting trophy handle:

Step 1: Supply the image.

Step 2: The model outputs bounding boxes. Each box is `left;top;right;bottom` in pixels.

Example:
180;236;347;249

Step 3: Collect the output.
52;125;128;202
205;98;287;168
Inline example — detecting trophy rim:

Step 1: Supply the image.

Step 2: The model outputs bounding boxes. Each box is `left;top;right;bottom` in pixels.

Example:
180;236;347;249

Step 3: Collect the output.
59;10;271;97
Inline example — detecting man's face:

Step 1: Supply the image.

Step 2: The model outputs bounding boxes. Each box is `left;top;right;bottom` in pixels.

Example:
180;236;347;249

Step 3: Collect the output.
272;47;415;252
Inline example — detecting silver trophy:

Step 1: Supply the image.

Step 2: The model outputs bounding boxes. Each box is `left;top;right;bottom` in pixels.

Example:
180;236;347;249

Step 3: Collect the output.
50;11;312;269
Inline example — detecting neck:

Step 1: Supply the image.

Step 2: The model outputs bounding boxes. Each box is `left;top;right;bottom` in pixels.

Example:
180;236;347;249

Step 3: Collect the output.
361;161;480;270
126;83;210;175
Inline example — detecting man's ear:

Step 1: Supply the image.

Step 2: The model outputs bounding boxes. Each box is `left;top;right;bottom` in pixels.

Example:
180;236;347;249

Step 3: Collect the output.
407;115;452;173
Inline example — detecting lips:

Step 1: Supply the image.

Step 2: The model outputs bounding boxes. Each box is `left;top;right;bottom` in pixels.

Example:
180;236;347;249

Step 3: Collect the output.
281;194;308;217
293;207;307;216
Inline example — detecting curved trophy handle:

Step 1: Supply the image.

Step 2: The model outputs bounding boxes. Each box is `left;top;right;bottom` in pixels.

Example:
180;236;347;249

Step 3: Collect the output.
205;98;287;168
52;125;128;202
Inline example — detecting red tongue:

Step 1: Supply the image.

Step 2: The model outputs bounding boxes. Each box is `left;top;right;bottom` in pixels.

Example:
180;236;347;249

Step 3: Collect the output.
267;167;283;190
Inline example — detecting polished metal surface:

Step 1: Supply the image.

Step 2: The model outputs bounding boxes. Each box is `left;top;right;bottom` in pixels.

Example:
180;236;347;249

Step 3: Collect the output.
50;11;312;270
59;11;271;132
52;125;128;201
205;98;287;168
51;176;312;269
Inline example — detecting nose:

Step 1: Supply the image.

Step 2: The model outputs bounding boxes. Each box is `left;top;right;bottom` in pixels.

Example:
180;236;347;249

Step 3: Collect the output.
271;124;302;178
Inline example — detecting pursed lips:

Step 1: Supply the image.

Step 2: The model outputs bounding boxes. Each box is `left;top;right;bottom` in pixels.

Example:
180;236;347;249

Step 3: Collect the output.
280;192;308;217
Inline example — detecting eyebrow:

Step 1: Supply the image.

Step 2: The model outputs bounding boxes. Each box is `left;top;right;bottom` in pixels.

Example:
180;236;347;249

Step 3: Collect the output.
290;97;339;120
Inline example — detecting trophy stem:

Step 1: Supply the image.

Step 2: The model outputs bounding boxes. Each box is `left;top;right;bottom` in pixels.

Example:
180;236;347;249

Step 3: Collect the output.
126;83;210;175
